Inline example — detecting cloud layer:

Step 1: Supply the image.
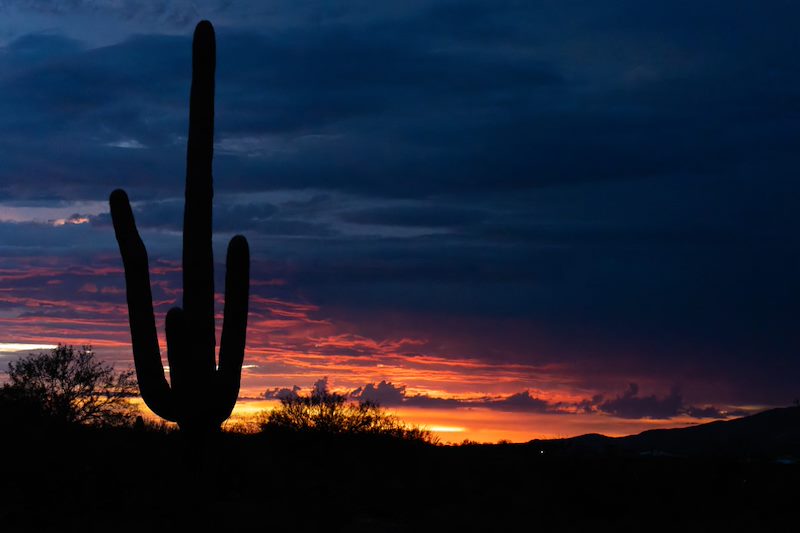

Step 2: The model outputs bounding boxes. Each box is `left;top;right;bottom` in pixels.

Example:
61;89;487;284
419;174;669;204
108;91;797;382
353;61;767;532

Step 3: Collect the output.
1;1;798;419
277;379;742;420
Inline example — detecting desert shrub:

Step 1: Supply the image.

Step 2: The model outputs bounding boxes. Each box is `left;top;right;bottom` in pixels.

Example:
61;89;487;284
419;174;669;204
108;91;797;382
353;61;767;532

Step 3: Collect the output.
260;387;437;444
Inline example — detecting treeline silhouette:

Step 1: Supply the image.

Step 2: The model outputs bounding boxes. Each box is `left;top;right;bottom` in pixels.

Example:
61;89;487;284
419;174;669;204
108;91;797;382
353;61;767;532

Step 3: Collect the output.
2;398;799;531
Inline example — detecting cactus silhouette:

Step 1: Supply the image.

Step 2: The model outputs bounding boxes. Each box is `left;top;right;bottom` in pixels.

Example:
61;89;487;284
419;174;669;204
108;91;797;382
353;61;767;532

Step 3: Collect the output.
109;20;250;435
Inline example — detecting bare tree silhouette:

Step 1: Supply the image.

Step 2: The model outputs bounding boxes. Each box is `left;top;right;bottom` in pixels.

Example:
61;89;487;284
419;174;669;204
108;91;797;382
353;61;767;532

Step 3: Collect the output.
110;20;250;438
2;345;137;427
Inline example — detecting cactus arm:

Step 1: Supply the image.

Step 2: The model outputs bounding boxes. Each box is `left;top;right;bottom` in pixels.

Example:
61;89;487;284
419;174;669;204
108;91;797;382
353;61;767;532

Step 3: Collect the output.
216;235;250;422
109;189;176;421
183;20;217;375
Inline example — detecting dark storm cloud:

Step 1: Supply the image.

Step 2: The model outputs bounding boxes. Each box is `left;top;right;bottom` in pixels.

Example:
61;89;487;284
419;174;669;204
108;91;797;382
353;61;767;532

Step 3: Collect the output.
341;205;486;228
1;1;798;407
275;379;738;419
286;379;560;412
3;2;798;199
89;199;281;233
2;0;203;26
0;220;105;253
489;391;552;413
597;384;684;420
0;33;85;70
1;4;561;199
592;384;750;420
263;385;301;401
350;380;406;405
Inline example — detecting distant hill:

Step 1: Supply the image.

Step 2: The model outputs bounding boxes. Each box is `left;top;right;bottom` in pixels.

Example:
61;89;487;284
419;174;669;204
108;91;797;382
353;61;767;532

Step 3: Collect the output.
530;406;800;460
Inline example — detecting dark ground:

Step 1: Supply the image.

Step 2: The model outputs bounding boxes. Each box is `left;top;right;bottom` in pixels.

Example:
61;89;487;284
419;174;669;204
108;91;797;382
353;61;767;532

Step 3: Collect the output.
1;408;798;532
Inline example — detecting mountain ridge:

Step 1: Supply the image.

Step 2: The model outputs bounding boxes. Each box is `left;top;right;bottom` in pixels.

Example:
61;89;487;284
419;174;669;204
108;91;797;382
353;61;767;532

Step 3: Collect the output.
529;405;800;459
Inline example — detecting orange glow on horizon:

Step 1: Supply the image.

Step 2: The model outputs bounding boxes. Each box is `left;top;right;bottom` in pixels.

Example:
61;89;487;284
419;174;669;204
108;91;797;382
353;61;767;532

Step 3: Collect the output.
0;255;760;443
128;397;740;443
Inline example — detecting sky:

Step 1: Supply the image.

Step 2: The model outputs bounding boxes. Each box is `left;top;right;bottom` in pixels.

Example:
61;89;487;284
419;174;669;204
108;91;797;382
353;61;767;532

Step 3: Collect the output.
0;1;798;442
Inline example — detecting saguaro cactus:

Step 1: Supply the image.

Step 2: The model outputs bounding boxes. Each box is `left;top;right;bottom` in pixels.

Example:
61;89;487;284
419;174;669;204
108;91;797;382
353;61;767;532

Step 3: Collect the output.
109;20;249;435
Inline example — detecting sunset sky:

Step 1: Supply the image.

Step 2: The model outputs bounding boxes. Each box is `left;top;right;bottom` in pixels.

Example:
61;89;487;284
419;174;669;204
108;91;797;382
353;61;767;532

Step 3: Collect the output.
0;1;798;442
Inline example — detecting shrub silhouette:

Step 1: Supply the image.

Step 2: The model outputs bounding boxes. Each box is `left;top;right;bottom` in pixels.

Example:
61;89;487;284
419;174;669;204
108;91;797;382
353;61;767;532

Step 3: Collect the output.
261;386;438;443
1;345;137;427
109;20;250;436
